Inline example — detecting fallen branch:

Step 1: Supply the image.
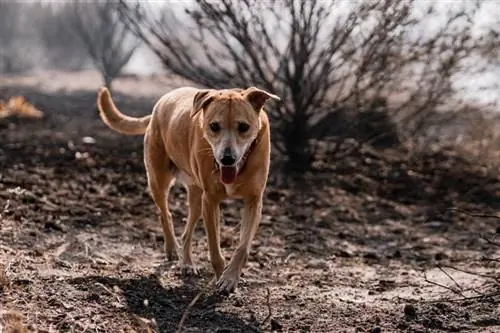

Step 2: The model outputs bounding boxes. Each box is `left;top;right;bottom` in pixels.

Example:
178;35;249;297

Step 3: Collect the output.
95;282;122;304
437;265;463;292
176;277;216;333
260;287;272;326
424;272;465;298
448;207;500;220
440;264;500;284
396;290;500;304
481;236;500;248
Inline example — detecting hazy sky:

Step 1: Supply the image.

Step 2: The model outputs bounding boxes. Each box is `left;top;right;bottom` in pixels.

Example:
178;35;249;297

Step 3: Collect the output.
123;0;500;106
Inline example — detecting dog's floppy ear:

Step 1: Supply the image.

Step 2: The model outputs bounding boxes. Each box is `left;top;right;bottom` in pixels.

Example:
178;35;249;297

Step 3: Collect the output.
192;89;214;117
244;87;280;111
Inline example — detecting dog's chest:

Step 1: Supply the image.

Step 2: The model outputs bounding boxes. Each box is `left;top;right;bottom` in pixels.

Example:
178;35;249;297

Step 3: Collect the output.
176;171;193;186
224;184;235;196
223;184;243;198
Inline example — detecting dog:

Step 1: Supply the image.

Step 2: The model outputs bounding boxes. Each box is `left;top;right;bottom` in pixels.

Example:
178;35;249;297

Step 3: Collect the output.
96;86;280;294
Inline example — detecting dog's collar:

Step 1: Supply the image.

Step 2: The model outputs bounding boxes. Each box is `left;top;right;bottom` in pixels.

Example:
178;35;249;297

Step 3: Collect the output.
214;138;258;176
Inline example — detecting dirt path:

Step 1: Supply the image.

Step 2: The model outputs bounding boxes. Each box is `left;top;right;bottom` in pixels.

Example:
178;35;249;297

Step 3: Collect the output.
0;86;499;332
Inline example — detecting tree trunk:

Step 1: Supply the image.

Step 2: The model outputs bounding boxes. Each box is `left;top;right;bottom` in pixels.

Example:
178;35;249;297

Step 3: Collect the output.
282;116;314;174
103;73;113;92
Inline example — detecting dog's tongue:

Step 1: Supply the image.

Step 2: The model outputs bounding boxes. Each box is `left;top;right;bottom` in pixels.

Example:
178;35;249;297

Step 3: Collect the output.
220;166;237;184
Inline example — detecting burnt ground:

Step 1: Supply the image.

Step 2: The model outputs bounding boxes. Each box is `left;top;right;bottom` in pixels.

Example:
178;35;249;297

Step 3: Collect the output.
0;86;499;333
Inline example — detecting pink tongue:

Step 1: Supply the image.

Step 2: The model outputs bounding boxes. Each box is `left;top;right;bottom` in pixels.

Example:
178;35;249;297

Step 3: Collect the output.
220;166;237;184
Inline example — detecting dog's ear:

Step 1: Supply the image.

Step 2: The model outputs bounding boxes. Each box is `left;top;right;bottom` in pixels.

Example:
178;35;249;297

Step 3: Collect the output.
244;87;280;111
192;89;214;117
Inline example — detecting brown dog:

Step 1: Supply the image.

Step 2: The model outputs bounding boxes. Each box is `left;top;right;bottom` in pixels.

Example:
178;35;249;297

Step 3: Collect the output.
96;86;279;294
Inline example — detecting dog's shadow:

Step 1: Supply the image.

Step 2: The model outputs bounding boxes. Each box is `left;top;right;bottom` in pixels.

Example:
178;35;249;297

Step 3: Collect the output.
69;273;258;333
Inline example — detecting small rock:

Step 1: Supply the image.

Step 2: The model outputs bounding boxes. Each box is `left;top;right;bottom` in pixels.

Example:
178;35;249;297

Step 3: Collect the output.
371;327;381;333
434;252;447;261
427;221;443;229
216;329;231;333
316;220;330;228
305;259;329;270
363;252;379;260
266;190;281;202
404;304;417;317
82;136;96;144
337;249;353;258
270;318;283;331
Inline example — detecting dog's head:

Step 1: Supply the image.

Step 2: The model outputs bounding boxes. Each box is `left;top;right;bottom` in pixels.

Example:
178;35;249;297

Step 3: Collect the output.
191;87;280;184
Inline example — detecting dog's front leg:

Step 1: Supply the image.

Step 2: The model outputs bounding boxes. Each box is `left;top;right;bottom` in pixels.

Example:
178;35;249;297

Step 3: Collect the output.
202;194;225;279
217;194;263;294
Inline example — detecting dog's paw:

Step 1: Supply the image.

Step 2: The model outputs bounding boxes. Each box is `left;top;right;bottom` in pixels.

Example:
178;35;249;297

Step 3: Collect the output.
216;274;239;295
165;249;180;262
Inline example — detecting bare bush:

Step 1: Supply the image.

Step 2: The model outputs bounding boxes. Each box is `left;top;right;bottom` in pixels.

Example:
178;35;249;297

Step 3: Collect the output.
0;2;89;74
34;3;89;71
0;1;20;73
63;0;139;90
119;0;496;172
455;110;500;175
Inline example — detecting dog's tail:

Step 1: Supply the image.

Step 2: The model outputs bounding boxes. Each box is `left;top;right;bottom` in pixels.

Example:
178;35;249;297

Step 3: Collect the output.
97;87;151;135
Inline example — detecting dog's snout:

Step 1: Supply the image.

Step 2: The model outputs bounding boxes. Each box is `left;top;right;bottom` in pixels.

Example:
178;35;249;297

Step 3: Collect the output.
221;155;235;166
221;147;236;166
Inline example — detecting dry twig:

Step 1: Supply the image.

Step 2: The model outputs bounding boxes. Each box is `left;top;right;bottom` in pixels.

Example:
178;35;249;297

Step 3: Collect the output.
448;207;500;220
437;265;463;292
260;287;272;326
424;272;465;298
481;236;500;248
176;277;216;333
440;264;500;284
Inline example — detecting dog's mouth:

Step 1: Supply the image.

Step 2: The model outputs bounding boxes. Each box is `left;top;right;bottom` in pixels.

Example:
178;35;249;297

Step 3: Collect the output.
220;165;237;184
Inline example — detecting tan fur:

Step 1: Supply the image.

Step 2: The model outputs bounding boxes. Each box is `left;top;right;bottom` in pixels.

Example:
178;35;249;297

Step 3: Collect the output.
97;88;151;135
96;85;279;294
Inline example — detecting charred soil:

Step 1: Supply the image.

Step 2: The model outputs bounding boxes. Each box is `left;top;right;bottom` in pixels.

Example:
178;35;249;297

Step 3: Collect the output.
0;87;499;333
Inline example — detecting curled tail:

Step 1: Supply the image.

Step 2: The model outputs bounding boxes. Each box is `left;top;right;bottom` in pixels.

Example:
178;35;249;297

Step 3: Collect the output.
97;87;151;135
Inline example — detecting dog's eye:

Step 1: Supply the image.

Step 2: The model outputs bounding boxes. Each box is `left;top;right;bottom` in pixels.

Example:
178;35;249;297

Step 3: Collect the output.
209;122;221;133
237;122;250;133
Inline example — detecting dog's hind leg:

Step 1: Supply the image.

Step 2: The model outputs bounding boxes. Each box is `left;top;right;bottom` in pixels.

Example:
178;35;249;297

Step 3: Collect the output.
180;185;202;275
144;133;179;261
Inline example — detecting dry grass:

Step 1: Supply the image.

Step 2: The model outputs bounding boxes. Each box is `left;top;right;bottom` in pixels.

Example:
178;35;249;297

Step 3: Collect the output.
0;310;27;333
1;251;27;333
0;263;8;291
456;112;500;174
0;95;44;119
404;104;500;177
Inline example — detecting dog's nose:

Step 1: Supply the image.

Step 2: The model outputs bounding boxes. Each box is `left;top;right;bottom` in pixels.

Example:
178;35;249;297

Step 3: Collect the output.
221;155;236;166
221;148;236;166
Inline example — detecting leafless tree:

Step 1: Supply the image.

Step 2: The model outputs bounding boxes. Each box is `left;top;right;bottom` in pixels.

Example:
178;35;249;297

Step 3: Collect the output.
0;1;19;73
64;0;139;90
0;1;40;74
34;3;89;71
119;0;496;172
